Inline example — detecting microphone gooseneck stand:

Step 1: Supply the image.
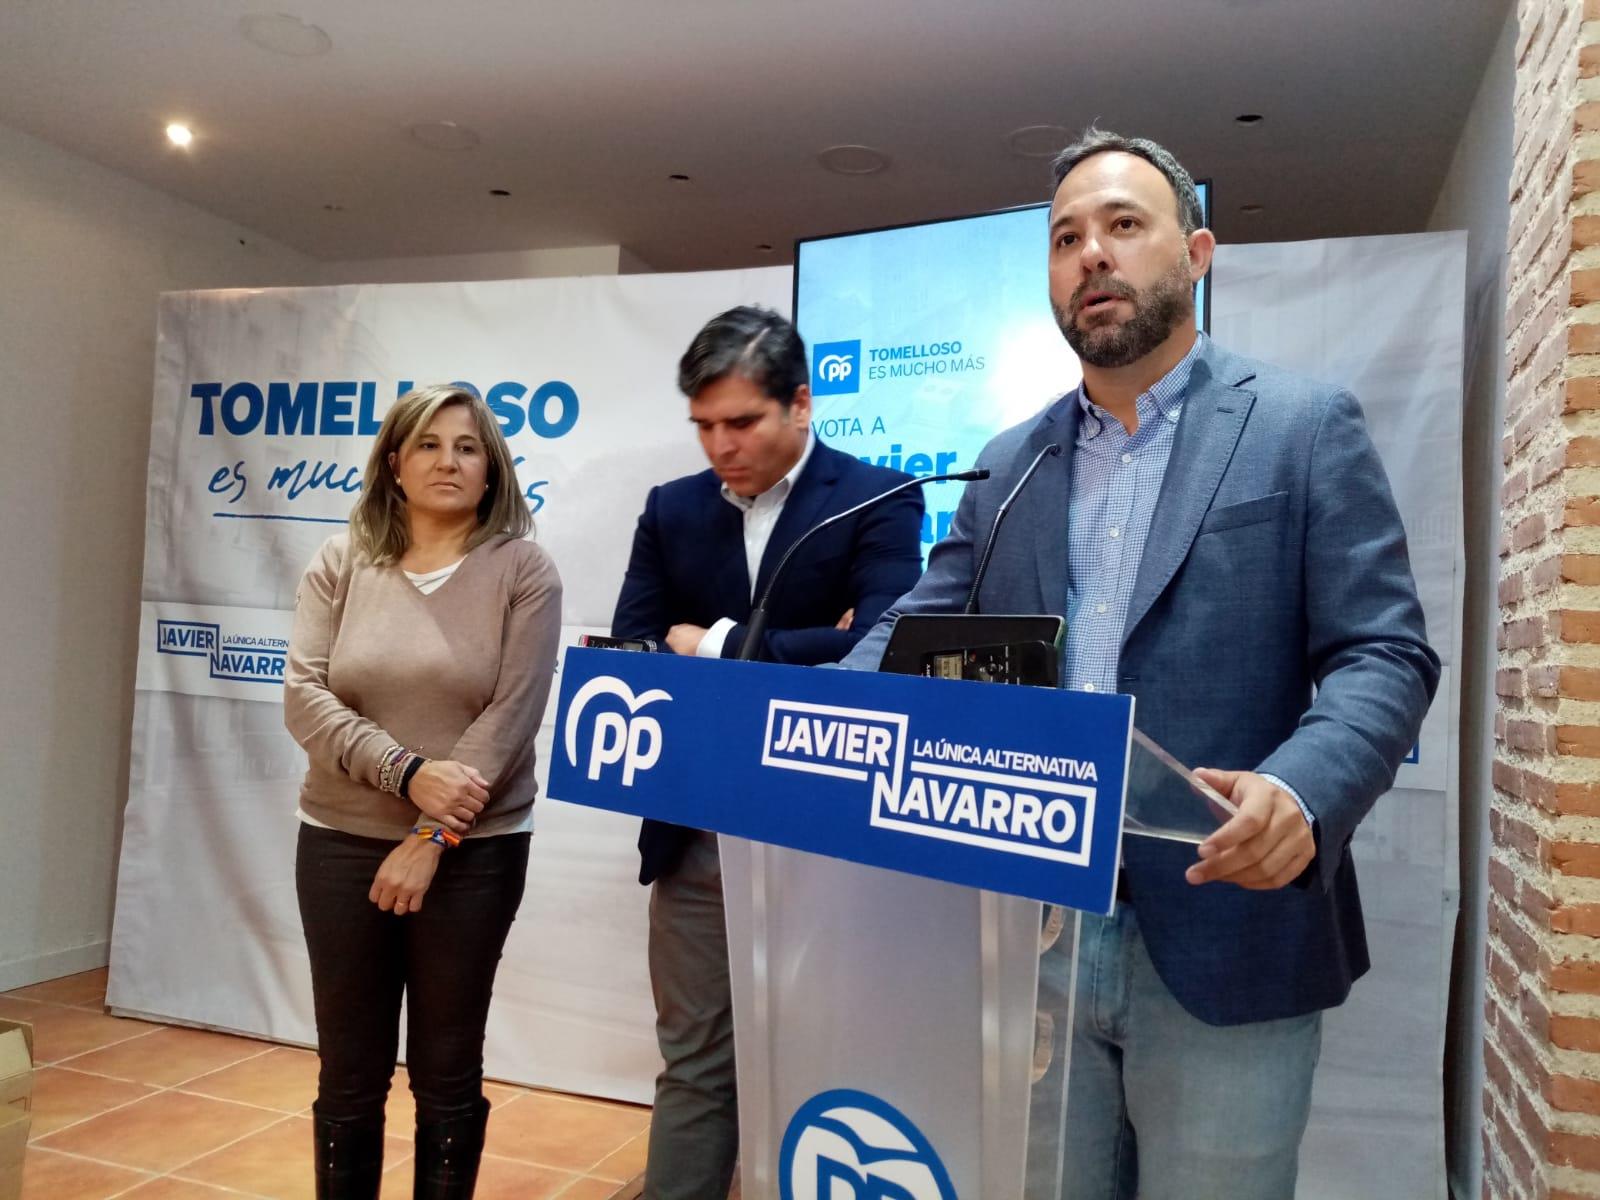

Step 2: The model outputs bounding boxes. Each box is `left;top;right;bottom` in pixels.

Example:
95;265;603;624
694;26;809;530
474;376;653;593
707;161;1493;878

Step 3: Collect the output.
964;443;1062;615
735;468;990;663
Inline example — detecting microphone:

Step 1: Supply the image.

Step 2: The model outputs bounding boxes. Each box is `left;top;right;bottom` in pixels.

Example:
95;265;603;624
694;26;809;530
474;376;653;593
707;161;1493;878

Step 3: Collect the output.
964;443;1062;614
736;468;990;662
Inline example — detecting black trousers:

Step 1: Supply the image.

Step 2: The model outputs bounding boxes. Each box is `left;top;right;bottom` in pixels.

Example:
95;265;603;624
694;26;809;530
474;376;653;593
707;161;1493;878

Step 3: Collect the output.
295;824;530;1127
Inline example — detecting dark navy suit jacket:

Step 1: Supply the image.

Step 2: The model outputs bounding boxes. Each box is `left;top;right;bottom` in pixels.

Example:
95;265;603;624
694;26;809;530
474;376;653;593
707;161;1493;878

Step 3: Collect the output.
842;339;1441;1025
612;440;925;884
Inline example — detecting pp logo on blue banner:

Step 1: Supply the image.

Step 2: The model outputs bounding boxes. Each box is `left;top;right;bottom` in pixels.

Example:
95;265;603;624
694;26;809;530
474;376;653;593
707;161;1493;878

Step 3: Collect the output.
812;340;862;396
780;1088;955;1200
563;675;672;787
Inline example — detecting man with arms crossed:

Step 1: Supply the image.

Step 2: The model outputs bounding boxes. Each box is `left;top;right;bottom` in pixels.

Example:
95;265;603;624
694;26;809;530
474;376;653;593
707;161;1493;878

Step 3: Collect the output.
841;130;1440;1198
612;305;926;1199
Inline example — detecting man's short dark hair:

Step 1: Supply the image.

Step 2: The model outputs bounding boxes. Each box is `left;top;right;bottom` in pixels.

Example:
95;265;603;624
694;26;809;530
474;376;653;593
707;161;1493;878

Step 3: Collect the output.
677;305;809;405
1050;126;1204;235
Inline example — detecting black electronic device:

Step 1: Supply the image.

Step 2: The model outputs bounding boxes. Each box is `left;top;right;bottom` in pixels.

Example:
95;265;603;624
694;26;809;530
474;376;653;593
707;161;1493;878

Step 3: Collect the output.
921;641;1059;687
579;634;658;652
879;614;1063;687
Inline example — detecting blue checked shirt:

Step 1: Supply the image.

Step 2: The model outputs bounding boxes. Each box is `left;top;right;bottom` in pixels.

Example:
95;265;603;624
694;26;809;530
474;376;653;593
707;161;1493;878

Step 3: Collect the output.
1064;335;1311;826
1064;340;1196;695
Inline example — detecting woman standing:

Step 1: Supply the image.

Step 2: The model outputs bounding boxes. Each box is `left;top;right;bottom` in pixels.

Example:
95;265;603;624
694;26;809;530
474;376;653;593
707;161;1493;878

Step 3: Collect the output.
284;384;561;1198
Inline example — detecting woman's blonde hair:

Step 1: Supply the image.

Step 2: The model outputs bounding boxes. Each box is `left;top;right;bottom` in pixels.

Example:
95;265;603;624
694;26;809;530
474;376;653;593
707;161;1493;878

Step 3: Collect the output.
348;384;532;564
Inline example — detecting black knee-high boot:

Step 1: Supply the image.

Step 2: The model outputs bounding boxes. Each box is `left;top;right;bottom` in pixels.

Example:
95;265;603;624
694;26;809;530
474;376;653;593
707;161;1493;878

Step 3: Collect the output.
313;1111;385;1200
413;1096;490;1199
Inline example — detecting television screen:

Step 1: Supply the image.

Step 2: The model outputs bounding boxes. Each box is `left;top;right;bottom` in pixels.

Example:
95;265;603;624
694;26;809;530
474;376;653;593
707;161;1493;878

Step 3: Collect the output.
794;182;1210;556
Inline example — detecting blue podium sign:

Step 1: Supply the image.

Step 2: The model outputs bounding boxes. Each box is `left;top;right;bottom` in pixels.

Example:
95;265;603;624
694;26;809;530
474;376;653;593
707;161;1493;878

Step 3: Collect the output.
549;647;1132;913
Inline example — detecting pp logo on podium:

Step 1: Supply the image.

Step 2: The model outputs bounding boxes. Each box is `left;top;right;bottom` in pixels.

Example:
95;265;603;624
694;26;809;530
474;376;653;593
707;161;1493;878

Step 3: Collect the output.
562;675;672;787
780;1088;955;1200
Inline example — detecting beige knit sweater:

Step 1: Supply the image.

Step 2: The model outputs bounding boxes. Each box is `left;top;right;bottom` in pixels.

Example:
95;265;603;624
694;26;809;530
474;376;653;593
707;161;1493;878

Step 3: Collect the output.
284;533;562;839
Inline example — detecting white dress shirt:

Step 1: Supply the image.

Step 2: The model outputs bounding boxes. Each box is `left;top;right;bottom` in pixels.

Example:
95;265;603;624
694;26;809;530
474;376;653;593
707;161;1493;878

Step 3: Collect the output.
696;434;817;658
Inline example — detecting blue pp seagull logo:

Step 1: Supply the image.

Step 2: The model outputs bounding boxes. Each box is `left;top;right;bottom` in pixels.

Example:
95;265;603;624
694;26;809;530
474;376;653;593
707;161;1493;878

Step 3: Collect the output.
812;340;862;396
563;674;673;786
780;1089;956;1200
818;354;854;383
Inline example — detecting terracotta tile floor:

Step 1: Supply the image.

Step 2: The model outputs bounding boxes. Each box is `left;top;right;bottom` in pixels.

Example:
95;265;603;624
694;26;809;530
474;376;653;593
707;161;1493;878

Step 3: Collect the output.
3;969;650;1199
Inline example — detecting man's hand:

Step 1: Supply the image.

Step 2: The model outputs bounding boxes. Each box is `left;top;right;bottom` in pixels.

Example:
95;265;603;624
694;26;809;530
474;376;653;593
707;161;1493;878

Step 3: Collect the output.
667;623;708;655
1186;769;1314;890
835;608;855;631
370;837;444;914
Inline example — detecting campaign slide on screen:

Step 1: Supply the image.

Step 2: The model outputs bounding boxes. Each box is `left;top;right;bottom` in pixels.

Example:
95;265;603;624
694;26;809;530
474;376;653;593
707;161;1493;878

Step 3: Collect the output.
796;189;1207;557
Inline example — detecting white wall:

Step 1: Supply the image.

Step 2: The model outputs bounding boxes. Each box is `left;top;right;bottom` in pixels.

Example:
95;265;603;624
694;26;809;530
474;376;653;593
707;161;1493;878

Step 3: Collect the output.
0;120;320;989
323;243;638;285
1426;9;1515;1199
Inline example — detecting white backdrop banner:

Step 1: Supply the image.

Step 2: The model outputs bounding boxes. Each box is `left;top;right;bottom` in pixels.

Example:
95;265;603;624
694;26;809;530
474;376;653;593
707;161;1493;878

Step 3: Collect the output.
114;236;1462;1197
1212;232;1464;1200
114;267;791;1103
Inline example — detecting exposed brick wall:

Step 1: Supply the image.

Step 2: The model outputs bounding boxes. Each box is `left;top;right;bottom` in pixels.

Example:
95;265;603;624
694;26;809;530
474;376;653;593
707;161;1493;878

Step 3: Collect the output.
1489;2;1600;1196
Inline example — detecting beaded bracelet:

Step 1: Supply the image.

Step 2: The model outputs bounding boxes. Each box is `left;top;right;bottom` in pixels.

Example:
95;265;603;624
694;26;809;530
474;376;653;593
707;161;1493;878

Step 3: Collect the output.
411;824;461;849
378;744;424;797
377;744;405;794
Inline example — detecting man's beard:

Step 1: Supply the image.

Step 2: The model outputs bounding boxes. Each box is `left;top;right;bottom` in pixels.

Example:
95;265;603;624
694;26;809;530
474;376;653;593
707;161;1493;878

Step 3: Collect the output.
1054;259;1194;368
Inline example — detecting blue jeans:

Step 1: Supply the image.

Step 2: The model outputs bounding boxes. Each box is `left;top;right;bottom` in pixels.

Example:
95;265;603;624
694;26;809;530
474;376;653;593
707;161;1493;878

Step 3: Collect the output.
1063;904;1322;1200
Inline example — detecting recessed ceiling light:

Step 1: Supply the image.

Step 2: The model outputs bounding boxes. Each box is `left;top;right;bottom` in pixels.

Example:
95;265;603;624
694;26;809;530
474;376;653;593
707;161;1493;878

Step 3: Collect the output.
239;13;332;57
166;123;193;147
668;173;691;183
818;145;890;176
1235;113;1264;125
1004;125;1070;159
1240;203;1265;214
406;121;481;151
490;188;511;197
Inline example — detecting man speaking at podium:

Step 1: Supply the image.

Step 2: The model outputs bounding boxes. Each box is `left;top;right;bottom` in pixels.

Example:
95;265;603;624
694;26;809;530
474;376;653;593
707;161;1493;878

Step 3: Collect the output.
841;130;1439;1198
611;305;925;1200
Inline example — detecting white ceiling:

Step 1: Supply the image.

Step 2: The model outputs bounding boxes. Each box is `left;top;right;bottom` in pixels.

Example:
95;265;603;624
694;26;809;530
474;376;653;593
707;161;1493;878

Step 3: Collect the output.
0;0;1510;271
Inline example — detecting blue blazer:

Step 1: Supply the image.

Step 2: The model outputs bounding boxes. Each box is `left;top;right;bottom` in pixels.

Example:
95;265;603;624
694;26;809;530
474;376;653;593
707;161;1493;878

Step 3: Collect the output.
613;439;925;883
844;339;1440;1025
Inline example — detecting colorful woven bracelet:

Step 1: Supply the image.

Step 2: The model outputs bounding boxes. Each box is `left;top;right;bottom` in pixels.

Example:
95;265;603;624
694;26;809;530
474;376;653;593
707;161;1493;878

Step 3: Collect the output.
411;824;461;849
